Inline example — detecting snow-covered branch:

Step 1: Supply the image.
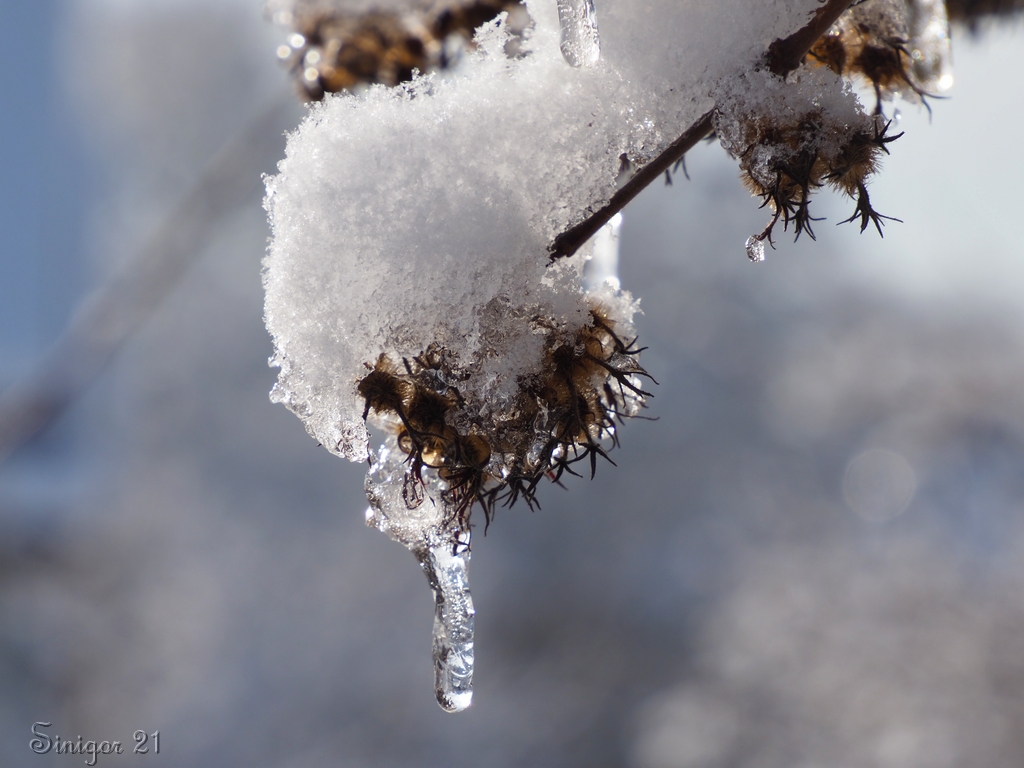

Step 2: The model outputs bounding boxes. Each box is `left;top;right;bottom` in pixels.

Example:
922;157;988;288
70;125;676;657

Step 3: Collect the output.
551;0;858;261
259;0;965;712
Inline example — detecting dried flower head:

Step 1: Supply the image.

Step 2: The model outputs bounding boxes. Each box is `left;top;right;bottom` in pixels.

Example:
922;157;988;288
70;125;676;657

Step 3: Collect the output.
274;0;529;99
358;299;652;535
808;0;938;114
714;67;902;257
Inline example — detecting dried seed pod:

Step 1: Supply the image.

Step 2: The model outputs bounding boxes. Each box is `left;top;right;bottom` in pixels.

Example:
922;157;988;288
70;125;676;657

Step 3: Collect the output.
273;0;530;100
356;298;652;533
807;0;944;113
357;354;411;420
714;67;902;254
828;119;904;235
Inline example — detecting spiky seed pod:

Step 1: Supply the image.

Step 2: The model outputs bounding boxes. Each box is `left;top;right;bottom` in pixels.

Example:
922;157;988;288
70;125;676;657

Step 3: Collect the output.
809;29;848;75
356;301;652;532
713;61;905;255
275;0;529;100
826;118;904;235
357;354;412;420
807;0;937;113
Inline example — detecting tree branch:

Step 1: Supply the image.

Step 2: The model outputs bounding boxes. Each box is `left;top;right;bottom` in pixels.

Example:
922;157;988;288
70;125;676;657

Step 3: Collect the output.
767;0;857;76
550;111;714;261
0;97;296;466
549;0;856;260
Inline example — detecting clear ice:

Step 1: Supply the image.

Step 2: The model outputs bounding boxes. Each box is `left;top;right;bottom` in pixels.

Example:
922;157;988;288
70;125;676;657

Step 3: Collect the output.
420;545;475;713
745;235;766;263
583;213;623;291
365;436;475;713
907;0;953;93
557;0;601;68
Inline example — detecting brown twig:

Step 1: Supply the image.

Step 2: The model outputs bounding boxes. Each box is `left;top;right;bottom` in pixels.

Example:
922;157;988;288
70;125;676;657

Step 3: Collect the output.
549;0;856;260
550;112;714;261
0;97;297;465
766;0;856;76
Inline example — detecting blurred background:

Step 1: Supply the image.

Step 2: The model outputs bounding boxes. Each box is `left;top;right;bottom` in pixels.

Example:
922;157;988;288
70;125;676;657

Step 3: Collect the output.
2;1;1024;765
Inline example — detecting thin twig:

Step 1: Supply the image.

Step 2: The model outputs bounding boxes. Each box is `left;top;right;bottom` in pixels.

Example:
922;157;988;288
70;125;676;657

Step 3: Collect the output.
550;112;714;260
0;96;298;465
549;0;855;260
767;0;856;76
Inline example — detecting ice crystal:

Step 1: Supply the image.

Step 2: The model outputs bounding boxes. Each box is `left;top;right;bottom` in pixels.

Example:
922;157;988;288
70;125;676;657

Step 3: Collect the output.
745;235;766;263
908;0;954;93
557;0;600;68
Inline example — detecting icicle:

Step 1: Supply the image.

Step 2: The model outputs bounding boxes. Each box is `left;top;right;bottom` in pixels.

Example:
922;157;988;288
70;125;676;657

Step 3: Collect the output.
557;0;600;68
907;0;953;93
583;212;622;291
418;545;475;712
365;435;475;712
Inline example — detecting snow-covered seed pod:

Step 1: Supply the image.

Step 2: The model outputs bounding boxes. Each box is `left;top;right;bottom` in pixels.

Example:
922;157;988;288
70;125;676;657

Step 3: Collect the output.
357;303;651;530
806;0;948;114
713;66;902;256
272;0;530;99
357;295;649;713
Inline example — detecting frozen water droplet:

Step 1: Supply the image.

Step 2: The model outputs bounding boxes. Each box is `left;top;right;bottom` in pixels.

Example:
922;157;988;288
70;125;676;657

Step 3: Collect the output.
557;0;601;68
907;0;953;93
745;236;765;263
365;435;475;712
419;545;475;712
